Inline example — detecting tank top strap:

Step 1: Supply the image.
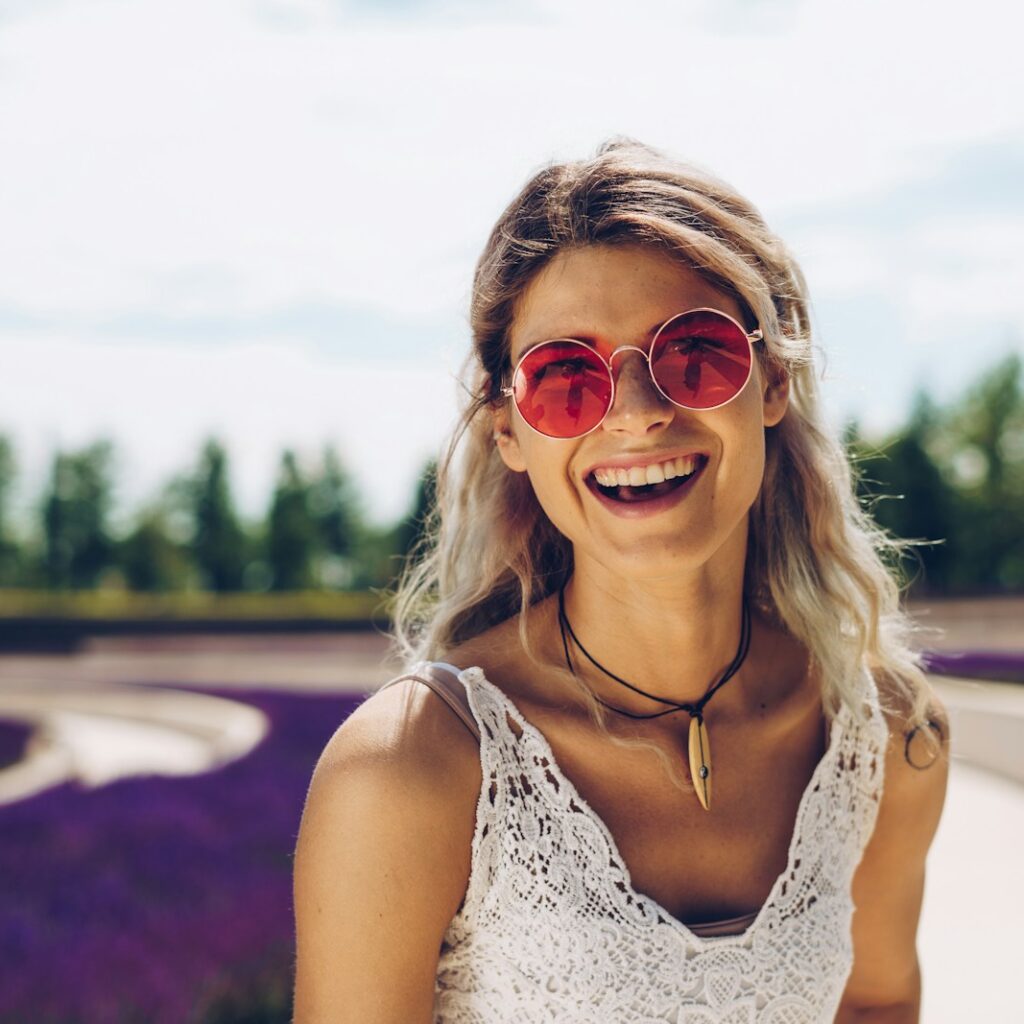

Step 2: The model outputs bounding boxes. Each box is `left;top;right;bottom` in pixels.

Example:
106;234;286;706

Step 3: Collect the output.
377;661;480;743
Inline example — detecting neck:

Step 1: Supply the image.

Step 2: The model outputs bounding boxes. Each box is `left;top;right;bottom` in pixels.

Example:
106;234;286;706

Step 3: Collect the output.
555;562;771;719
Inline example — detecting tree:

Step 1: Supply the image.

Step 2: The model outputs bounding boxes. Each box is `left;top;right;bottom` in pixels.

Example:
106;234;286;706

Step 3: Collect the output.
118;505;191;592
937;353;1024;591
266;450;318;591
305;444;363;589
308;445;360;559
40;441;117;588
189;439;247;592
394;458;437;566
851;358;1024;595
0;435;20;586
851;419;958;594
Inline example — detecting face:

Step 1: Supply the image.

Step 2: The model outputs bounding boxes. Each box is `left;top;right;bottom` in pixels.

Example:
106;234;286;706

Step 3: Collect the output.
491;243;789;584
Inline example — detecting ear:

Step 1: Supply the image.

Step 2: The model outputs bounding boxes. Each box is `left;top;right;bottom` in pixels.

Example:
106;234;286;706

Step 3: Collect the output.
761;365;790;429
490;401;528;473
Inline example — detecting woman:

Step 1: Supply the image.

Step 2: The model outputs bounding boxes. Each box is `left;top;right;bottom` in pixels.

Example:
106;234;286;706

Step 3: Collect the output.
293;138;950;1023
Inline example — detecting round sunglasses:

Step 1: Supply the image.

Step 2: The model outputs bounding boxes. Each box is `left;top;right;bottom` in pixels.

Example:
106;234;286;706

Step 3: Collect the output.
501;307;764;439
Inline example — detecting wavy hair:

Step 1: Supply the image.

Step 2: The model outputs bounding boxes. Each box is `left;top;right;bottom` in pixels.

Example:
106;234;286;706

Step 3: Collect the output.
390;137;944;789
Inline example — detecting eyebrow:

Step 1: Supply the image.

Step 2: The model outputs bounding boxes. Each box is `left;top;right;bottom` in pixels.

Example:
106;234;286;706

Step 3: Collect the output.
512;317;671;363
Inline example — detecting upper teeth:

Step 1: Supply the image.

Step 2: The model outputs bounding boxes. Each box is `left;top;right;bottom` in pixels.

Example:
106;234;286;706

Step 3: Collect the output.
593;454;701;488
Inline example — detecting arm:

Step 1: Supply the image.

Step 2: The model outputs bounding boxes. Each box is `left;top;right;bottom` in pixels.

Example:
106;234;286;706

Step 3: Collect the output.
834;679;951;1022
292;679;481;1024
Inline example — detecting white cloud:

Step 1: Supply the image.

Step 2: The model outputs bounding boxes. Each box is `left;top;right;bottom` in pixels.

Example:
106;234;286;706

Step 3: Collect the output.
903;218;1024;325
0;0;1022;521
3;0;1021;319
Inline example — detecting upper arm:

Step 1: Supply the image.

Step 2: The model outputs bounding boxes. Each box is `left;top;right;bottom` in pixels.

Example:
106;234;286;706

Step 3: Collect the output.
292;680;481;1024
837;677;951;1016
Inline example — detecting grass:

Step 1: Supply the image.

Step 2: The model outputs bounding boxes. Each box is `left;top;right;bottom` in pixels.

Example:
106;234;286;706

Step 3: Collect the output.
0;589;388;623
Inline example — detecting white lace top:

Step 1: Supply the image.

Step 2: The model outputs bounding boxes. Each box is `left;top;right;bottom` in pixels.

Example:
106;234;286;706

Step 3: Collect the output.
428;662;888;1024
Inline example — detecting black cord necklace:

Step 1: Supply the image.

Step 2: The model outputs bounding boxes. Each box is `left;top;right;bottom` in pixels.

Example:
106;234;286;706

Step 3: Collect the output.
556;582;752;811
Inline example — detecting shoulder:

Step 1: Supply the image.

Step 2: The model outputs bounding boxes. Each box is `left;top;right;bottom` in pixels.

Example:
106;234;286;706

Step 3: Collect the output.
851;666;951;903
309;669;483;820
295;670;483;926
291;677;482;1021
871;668;951;806
838;669;950;1011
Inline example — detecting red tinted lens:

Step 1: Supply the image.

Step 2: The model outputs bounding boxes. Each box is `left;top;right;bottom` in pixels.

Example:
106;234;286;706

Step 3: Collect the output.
512;340;611;438
650;310;753;410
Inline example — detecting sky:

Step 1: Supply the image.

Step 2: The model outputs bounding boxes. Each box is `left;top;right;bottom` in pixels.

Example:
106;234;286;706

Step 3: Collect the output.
1;0;1022;532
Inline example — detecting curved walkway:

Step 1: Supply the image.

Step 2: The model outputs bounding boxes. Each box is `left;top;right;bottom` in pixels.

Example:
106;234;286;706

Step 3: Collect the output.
915;674;1024;1022
0;686;268;805
919;752;1022;1022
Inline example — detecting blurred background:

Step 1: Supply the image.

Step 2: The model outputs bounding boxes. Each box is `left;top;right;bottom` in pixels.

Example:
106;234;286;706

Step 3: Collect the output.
0;0;1021;1021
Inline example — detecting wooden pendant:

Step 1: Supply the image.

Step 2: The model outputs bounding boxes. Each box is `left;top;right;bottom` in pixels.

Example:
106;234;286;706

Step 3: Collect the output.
688;715;712;811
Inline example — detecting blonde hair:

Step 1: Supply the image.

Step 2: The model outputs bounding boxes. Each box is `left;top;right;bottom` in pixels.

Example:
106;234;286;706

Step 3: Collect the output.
390;137;944;790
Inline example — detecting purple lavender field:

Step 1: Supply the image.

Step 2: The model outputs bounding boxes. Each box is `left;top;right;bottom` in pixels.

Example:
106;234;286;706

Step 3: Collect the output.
0;718;31;770
920;649;1024;683
0;685;363;1024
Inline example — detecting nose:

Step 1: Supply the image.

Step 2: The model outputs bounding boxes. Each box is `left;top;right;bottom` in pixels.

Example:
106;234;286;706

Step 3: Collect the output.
602;346;674;435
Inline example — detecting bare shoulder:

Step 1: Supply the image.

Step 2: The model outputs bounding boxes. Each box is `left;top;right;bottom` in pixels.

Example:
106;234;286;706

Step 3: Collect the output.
837;668;951;1013
319;668;483;784
302;671;484;882
873;669;951;808
865;668;951;854
291;673;481;1023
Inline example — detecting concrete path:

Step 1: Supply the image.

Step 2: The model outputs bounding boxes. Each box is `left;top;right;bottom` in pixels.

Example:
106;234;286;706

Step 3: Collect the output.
0;685;268;804
919;757;1022;1023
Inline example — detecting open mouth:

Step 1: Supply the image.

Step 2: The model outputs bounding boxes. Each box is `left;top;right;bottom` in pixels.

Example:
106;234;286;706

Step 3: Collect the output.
587;454;708;504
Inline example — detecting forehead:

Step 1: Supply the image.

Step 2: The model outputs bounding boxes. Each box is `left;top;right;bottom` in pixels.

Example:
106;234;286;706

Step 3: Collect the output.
508;243;743;361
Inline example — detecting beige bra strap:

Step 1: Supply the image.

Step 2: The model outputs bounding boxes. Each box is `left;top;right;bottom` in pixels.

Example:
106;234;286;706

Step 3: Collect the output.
378;662;480;743
686;907;759;938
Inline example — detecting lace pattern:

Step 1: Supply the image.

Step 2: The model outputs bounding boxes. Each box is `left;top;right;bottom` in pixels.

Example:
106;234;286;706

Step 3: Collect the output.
432;664;888;1024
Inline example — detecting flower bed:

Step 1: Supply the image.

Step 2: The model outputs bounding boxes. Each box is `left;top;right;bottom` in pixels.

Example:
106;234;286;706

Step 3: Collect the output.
921;649;1024;684
0;718;33;770
0;685;364;1024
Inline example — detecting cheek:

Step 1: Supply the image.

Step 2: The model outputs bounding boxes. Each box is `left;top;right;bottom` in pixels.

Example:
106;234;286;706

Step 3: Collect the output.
518;438;583;531
725;412;769;498
702;394;768;499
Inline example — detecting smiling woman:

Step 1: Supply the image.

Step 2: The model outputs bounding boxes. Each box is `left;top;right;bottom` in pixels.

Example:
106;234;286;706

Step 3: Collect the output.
292;138;950;1024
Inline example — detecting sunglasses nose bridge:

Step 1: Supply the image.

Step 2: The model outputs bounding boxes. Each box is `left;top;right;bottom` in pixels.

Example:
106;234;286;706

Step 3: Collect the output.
606;343;659;393
607;343;650;367
601;342;676;433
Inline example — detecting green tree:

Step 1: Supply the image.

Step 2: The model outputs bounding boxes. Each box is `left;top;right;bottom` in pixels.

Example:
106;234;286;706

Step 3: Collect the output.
40;441;117;588
936;353;1024;591
0;435;20;586
118;505;192;591
851;357;1024;595
349;523;406;591
266;450;318;591
394;458;437;566
308;445;360;560
850;401;958;595
189;439;247;592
